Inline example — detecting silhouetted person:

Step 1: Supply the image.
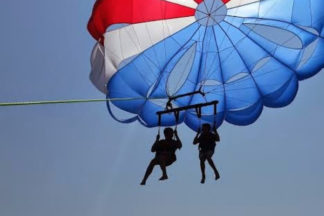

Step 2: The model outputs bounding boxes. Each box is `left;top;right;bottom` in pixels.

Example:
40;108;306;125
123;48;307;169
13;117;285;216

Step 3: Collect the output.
193;123;220;184
140;128;182;185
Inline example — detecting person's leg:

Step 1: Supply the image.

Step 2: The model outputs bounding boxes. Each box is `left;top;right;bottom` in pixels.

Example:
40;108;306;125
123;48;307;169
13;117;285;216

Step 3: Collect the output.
200;159;206;184
207;157;220;180
158;154;168;180
199;151;206;184
140;159;158;185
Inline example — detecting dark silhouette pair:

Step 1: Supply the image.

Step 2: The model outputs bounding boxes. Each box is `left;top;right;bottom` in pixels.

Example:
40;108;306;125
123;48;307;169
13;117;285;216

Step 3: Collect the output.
140;124;220;185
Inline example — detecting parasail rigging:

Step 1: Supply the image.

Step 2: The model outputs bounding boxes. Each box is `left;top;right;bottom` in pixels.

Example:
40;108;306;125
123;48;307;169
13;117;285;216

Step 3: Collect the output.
156;89;218;135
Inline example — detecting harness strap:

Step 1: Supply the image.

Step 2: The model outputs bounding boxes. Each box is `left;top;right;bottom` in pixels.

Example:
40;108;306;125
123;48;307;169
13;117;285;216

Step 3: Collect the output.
174;110;180;132
158;113;162;136
195;107;202;119
213;103;217;129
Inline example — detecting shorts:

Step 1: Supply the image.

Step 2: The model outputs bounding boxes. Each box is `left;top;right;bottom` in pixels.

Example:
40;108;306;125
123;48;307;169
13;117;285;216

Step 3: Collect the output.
156;153;176;166
199;150;214;160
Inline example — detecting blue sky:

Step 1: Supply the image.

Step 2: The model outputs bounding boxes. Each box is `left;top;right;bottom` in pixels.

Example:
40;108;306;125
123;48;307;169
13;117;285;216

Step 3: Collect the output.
0;1;323;216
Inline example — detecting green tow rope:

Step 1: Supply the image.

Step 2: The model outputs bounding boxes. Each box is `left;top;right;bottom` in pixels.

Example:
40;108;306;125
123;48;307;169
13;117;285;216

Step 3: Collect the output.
0;97;150;107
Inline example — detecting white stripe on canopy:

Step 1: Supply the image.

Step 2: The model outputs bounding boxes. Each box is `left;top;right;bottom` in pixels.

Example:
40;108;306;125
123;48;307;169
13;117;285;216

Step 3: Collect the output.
226;0;260;8
90;16;196;94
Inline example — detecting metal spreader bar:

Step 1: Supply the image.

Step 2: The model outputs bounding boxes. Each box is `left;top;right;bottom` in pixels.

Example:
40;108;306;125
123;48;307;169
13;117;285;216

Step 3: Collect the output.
157;100;219;126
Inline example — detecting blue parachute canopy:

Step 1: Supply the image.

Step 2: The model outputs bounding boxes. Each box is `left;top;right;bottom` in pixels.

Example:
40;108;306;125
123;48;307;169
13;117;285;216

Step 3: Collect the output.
89;0;324;131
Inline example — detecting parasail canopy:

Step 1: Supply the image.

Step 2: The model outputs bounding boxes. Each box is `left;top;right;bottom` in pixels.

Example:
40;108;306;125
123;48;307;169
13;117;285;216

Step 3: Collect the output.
88;0;324;131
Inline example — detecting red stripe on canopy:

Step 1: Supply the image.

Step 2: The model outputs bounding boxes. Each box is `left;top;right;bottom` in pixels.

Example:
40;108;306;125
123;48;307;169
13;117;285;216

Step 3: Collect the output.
88;0;197;42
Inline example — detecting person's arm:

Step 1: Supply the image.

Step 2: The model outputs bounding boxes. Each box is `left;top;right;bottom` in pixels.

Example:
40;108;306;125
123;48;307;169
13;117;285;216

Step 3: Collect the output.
174;130;182;149
193;128;201;145
151;134;160;152
212;126;220;142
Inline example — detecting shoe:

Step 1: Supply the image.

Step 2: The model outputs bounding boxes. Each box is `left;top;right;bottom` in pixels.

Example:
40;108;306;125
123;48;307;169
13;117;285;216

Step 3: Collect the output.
159;175;168;181
215;174;220;181
200;176;205;184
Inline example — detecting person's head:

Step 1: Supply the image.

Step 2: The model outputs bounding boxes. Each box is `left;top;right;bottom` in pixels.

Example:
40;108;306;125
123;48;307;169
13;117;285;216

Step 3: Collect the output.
202;123;211;133
164;127;174;139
